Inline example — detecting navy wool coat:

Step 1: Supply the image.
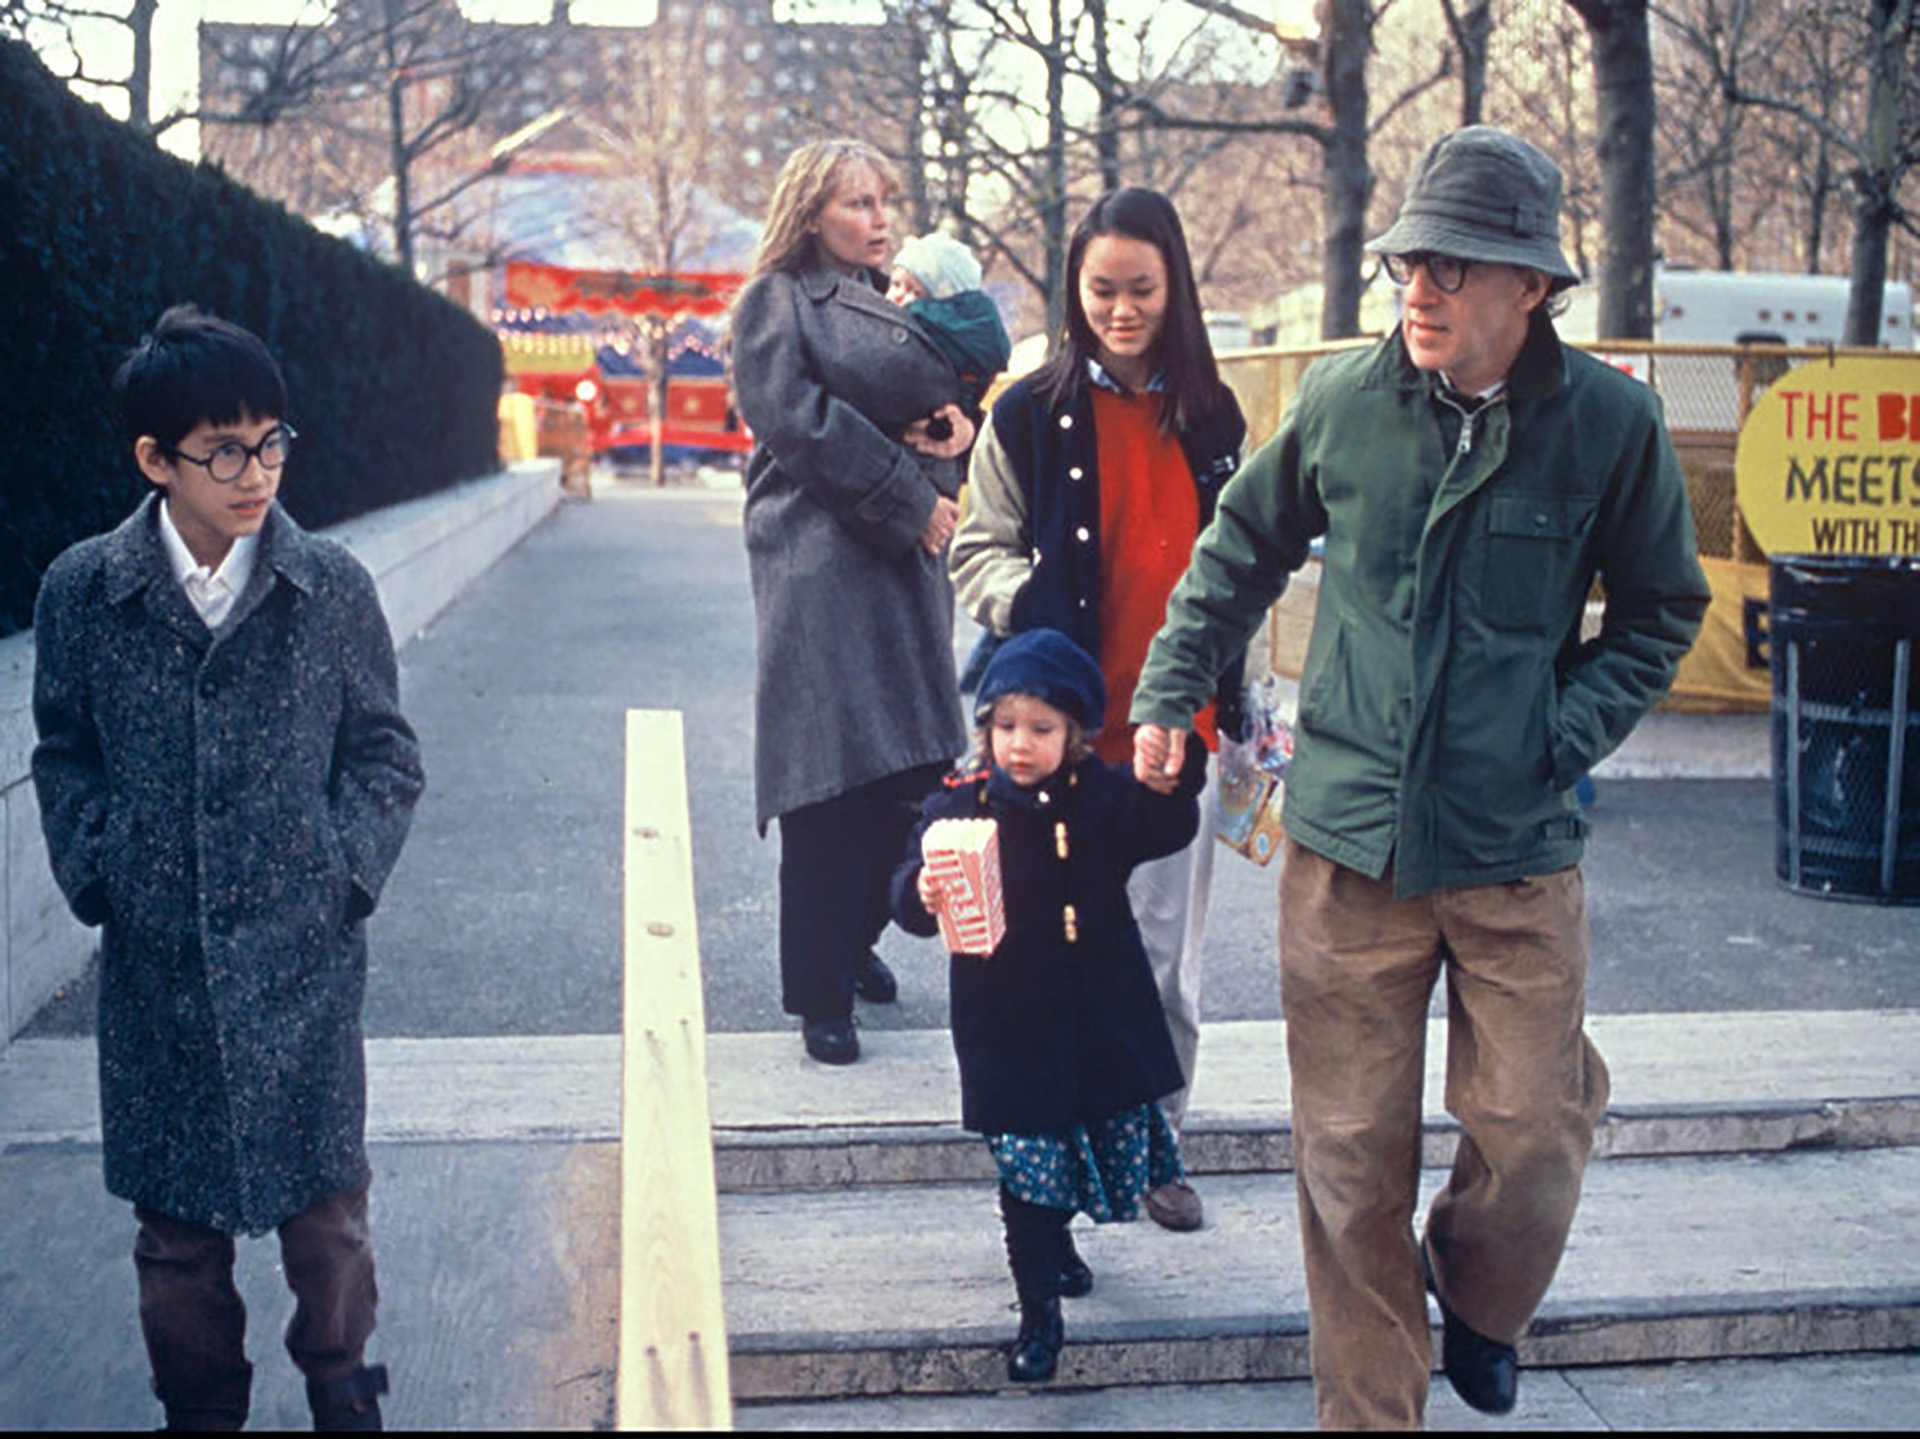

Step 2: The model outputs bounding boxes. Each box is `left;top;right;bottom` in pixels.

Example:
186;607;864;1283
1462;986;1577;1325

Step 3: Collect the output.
730;257;969;830
32;496;424;1234
891;746;1205;1136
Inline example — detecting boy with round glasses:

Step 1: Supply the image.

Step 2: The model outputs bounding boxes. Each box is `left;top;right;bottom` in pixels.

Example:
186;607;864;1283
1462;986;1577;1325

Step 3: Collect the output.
31;304;424;1430
1132;128;1709;1428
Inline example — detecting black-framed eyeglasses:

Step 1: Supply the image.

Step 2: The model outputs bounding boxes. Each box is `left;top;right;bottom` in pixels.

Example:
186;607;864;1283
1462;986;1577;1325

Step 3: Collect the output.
1381;253;1474;294
162;424;297;484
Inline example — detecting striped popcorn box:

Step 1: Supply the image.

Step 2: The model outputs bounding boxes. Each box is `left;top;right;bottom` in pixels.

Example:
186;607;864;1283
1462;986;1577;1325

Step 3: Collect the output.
921;817;1006;957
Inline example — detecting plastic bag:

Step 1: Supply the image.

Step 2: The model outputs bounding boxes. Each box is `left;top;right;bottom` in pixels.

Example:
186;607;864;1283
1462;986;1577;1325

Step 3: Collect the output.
1214;675;1294;865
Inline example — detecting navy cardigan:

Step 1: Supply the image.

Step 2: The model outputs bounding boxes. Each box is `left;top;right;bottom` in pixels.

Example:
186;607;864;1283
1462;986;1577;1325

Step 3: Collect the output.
989;374;1250;739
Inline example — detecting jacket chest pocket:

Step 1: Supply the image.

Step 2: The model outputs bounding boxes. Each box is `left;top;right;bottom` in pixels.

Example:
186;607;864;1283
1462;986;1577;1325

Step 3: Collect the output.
1476;493;1595;630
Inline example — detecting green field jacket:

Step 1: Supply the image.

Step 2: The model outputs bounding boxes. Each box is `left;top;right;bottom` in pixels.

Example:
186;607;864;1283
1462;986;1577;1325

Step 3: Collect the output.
1132;318;1710;898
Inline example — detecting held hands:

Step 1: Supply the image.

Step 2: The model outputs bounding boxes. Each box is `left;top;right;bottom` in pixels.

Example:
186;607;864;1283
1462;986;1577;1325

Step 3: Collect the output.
905;404;976;460
919;495;960;554
1132;723;1188;795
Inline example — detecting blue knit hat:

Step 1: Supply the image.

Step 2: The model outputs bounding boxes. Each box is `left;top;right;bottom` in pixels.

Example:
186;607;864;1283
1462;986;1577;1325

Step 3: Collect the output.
975;629;1106;731
892;232;982;300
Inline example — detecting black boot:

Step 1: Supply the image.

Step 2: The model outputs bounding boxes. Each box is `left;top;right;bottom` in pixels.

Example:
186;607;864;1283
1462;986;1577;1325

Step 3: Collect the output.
1059;1229;1094;1299
1007;1292;1064;1384
1000;1185;1071;1383
306;1363;388;1431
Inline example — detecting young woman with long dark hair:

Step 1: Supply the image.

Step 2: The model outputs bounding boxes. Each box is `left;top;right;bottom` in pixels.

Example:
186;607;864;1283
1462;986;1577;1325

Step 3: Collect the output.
949;186;1247;1231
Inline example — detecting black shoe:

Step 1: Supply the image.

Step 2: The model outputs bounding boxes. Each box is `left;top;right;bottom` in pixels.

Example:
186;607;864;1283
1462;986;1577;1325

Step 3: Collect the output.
306;1363;388;1431
1059;1234;1094;1299
852;951;898;1004
1425;1248;1517;1415
1007;1294;1064;1384
802;1016;859;1065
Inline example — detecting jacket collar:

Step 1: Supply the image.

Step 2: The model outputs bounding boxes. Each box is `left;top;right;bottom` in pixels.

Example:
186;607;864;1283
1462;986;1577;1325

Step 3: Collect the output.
796;253;887;303
985;755;1082;813
1366;310;1570;403
102;492;320;610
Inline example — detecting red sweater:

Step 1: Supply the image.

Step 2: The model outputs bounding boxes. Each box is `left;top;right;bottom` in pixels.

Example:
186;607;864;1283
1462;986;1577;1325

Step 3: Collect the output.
1089;386;1219;766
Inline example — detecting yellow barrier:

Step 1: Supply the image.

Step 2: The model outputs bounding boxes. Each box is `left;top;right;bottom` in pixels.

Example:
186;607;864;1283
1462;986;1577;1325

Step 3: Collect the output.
619;710;732;1430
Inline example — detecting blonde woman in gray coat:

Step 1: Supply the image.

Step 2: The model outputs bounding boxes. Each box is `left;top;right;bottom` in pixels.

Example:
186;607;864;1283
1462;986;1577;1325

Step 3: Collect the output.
729;139;975;1065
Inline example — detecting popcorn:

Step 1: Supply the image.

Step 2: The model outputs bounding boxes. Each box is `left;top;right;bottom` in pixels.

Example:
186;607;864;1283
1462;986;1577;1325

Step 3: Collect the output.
921;817;1006;957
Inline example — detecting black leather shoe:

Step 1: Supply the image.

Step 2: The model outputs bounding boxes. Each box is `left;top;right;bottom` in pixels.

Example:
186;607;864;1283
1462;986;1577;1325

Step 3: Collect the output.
802;1016;859;1065
1007;1294;1063;1383
306;1363;389;1431
1425;1248;1517;1415
852;951;898;1004
1059;1235;1094;1299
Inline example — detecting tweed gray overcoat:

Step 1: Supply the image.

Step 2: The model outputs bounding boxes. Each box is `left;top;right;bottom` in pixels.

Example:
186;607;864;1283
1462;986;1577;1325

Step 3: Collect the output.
32;495;424;1235
730;258;969;829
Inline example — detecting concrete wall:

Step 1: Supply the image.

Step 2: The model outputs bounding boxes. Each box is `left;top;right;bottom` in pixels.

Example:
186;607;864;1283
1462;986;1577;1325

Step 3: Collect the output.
0;460;562;1047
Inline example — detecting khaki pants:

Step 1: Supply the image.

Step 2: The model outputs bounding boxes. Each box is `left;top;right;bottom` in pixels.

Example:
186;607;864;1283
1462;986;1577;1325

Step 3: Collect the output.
1129;766;1219;1130
133;1186;378;1430
1279;839;1609;1430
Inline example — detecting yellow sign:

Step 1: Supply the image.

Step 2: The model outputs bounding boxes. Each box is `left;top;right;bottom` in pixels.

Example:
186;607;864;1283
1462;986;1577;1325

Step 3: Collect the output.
1735;356;1920;556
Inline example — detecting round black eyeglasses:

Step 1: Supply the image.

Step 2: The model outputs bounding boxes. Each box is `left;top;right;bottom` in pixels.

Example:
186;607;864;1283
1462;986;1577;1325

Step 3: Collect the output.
1380;253;1474;294
163;424;297;484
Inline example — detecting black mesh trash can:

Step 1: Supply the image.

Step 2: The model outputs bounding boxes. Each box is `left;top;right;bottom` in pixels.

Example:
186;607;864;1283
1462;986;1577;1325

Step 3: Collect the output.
1770;554;1920;903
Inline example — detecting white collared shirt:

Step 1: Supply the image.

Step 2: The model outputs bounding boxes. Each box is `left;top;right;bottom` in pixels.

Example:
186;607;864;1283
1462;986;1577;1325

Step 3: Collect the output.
157;499;258;630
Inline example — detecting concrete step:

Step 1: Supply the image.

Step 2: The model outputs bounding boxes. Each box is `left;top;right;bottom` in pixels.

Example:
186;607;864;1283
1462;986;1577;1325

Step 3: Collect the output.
731;1352;1920;1431
706;1012;1920;1189
719;1147;1920;1402
9;1013;1917;1184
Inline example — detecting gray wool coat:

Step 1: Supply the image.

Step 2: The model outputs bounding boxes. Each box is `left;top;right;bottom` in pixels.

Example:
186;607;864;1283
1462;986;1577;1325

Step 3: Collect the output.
730;257;969;829
32;494;424;1235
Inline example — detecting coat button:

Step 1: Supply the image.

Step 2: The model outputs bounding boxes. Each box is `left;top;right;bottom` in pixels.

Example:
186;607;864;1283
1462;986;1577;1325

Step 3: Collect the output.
205;795;227;818
1076;526;1090;542
892;327;909;344
199;677;217;700
1059;415;1073;429
1068;467;1084;481
1534;512;1550;528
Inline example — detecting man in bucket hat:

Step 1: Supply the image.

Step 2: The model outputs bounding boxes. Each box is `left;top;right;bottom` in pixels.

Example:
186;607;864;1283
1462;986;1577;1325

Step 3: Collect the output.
1130;127;1709;1428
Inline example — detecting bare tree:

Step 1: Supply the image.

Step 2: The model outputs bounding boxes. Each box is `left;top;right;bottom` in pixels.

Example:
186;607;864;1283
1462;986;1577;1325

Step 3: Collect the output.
1441;0;1494;125
589;16;727;487
1565;0;1658;337
1682;0;1918;343
1123;0;1457;339
2;0;342;140
194;0;550;280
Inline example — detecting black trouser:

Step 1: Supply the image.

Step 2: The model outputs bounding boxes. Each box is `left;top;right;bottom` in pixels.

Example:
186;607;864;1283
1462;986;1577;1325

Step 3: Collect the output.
778;763;946;1021
133;1186;377;1430
1000;1183;1074;1303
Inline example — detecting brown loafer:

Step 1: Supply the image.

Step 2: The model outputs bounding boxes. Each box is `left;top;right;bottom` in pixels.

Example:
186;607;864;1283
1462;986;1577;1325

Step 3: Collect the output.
1144;1179;1203;1232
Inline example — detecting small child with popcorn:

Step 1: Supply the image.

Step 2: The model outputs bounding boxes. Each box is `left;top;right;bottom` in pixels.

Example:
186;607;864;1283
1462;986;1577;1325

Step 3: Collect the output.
890;628;1206;1386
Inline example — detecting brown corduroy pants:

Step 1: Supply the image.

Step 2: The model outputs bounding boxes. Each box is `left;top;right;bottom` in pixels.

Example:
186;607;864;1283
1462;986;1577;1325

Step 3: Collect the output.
1278;839;1610;1430
132;1186;378;1430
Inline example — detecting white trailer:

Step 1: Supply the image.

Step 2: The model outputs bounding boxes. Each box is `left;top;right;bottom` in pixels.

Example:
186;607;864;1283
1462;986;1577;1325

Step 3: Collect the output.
1653;270;1914;348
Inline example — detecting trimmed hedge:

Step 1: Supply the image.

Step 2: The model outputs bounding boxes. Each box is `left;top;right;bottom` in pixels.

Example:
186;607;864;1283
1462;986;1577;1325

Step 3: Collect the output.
0;38;503;638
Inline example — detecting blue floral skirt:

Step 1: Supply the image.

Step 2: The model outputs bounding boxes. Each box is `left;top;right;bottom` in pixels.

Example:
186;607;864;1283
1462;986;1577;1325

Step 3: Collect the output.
987;1102;1184;1222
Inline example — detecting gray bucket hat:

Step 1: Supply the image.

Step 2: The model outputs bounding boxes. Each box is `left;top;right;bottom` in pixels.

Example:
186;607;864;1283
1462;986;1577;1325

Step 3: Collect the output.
1366;126;1578;282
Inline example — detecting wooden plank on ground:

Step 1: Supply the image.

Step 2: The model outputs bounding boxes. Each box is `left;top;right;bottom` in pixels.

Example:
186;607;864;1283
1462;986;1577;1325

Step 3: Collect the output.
618;709;732;1430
